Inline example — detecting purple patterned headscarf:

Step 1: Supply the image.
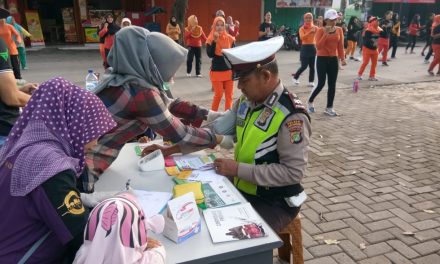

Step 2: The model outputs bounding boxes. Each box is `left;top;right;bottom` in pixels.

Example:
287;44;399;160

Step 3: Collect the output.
0;77;116;196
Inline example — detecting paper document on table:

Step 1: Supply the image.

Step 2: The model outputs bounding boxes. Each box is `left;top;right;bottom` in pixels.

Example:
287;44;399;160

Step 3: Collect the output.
187;169;225;183
203;203;268;243
202;179;241;208
174;154;216;170
133;190;173;216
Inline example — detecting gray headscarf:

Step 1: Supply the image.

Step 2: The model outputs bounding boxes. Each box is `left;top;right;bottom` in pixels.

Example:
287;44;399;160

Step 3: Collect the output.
94;26;188;94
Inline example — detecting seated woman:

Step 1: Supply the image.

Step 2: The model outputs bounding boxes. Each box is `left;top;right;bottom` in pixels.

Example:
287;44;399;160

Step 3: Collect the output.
84;26;223;193
73;191;166;264
0;77;116;263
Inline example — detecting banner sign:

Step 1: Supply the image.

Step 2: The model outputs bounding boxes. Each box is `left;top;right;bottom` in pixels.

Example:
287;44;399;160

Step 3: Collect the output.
24;11;45;46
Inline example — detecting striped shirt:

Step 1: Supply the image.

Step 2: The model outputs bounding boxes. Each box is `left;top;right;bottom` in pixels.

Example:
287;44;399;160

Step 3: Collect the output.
84;84;215;192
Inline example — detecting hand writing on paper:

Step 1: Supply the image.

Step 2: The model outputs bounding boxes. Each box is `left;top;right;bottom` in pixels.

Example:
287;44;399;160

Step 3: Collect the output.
213;158;238;177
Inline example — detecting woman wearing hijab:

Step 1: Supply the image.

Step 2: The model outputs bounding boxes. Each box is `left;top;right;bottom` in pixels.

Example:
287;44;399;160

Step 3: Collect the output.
292;13;317;87
357;17;382;81
121;17;132;28
99;14;120;68
6;16;31;70
85;27;223;193
307;9;346;117
346;16;362;61
0;17;22;81
206;16;235;111
0;77;116;263
74;192;166;264
428;15;440;76
166;16;181;44
184;15;207;77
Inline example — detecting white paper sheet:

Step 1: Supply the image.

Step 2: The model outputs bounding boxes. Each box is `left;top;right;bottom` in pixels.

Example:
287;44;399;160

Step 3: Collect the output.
133;190;172;216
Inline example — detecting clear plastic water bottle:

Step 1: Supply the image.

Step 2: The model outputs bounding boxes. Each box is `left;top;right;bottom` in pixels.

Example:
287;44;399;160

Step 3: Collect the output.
85;69;99;92
353;79;359;93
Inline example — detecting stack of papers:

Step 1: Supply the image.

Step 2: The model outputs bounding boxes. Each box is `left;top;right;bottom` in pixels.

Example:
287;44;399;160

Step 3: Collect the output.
203;203;268;243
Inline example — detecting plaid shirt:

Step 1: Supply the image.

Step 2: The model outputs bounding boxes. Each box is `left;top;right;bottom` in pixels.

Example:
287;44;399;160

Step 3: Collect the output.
84;84;215;192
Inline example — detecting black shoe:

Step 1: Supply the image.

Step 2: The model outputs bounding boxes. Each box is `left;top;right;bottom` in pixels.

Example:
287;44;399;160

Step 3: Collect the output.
382;62;389;66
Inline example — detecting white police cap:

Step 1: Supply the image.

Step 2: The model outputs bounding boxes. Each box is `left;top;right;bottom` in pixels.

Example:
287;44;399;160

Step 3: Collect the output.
222;36;284;78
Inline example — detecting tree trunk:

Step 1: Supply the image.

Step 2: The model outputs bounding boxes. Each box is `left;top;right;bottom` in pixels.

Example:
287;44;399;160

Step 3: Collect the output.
172;0;188;44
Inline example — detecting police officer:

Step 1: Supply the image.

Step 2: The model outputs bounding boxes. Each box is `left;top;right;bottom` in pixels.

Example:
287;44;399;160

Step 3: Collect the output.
213;36;311;262
143;36;312;262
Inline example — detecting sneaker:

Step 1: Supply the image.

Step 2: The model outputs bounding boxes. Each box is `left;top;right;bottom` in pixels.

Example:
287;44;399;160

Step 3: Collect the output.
196;74;203;78
424;60;430;64
368;77;379;81
349;57;354;60
356;76;363;80
292;76;300;85
353;57;360;62
391;56;396;59
308;82;315;87
307;102;315;113
22;66;28;70
324;108;338;116
428;71;434;76
421;52;425;56
382;62;389;66
186;73;191;77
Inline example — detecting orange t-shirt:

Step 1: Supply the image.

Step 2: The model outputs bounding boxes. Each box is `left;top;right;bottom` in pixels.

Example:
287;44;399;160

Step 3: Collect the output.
299;26;318;45
0;24;20;55
315;27;344;60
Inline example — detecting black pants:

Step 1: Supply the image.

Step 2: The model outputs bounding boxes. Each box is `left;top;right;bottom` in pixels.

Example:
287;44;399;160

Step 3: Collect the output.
390;35;399;58
104;48;110;68
309;56;338;108
187;46;201;75
241;192;300;233
10;55;21;79
406;35;417;51
294;56;315;82
425;46;433;61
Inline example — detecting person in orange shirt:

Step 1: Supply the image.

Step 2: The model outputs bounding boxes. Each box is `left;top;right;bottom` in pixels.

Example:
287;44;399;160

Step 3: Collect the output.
307;9;346;117
292;13;318;87
357;16;382;81
184;15;207;77
166;16;181;43
0;18;22;81
98;14;120;69
206;16;235;111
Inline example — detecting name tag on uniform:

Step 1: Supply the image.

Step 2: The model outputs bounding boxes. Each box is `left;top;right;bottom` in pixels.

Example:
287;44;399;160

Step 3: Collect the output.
254;107;275;131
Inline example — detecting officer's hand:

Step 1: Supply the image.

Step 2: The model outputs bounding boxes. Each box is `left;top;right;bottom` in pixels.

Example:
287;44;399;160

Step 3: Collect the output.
214;158;238;177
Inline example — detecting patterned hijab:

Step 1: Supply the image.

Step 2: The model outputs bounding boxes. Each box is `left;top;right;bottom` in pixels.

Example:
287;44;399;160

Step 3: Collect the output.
0;77;116;196
73;192;165;264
